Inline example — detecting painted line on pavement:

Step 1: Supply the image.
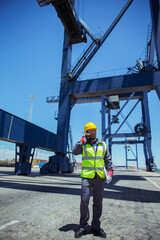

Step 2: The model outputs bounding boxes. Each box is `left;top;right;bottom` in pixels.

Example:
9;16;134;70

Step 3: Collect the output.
0;221;19;231
138;171;160;190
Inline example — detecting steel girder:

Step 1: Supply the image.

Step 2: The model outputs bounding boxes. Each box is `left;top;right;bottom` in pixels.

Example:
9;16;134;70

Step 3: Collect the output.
0;109;63;152
149;0;160;67
41;31;73;174
141;91;154;171
70;71;160;99
0;109;64;174
100;90;156;171
15;144;35;175
72;0;134;80
101;92;141;157
57;31;72;153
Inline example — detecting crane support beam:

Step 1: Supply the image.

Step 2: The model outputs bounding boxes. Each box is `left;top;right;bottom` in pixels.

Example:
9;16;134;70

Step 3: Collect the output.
47;92;144;104
112;140;144;145
0;109;64;153
51;0;86;44
72;0;133;80
36;0;87;44
141;91;154;171
105;133;144;139
149;0;160;67
74;93;143;103
71;71;160;99
149;30;155;64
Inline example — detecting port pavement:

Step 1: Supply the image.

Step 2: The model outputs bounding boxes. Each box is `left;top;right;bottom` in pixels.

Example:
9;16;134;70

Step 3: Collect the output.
0;167;160;240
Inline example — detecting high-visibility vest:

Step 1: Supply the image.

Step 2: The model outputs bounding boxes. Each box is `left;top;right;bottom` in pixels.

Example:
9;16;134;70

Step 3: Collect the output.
81;141;107;179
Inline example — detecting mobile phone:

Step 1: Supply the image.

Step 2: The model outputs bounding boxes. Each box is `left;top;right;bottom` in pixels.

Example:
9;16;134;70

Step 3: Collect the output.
85;133;90;140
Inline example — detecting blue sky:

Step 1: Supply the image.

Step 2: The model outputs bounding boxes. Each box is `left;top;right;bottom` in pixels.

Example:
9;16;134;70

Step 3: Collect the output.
0;0;160;168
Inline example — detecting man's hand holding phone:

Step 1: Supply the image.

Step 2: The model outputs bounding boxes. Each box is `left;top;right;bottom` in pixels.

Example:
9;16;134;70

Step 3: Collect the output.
80;133;90;144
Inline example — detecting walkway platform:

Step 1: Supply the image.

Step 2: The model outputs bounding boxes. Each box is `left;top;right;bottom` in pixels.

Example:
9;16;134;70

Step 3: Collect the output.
0;167;160;240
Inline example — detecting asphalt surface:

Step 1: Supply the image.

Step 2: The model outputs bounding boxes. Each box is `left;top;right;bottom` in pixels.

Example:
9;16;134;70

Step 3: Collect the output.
0;167;160;240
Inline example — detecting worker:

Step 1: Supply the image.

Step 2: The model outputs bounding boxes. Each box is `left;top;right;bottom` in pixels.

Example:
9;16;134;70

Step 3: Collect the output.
72;122;114;238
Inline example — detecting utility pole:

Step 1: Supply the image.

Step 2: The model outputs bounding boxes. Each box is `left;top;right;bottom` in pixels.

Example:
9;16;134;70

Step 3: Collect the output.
29;95;35;122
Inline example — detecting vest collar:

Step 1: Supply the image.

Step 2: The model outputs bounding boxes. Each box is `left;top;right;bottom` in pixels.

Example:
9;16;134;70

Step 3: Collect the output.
86;138;98;145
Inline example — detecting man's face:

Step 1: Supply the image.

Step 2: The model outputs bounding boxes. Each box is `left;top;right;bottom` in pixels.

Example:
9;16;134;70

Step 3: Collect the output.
87;129;97;140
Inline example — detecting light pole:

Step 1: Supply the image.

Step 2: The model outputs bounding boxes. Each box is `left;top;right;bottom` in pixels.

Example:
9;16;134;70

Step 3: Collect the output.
3;150;6;161
29;95;35;122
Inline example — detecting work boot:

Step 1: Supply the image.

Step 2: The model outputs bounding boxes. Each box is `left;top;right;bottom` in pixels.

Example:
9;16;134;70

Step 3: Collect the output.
75;228;87;238
92;228;106;238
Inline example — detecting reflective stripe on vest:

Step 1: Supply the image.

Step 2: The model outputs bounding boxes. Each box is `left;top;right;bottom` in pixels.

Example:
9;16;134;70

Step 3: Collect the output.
82;167;104;171
81;141;107;179
82;156;104;160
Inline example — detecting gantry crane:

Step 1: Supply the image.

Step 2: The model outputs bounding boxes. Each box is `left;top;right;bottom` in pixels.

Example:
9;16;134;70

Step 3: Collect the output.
37;0;160;173
0;0;160;174
100;20;159;171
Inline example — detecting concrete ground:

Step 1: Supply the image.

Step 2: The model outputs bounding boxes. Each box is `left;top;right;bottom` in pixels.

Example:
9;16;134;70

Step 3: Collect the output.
0;167;160;240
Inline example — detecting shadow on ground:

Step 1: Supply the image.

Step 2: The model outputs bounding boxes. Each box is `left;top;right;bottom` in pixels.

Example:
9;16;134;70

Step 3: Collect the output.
0;169;160;203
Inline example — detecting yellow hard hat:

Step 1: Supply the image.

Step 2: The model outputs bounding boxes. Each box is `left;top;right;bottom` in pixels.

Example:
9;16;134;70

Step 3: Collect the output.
84;122;97;132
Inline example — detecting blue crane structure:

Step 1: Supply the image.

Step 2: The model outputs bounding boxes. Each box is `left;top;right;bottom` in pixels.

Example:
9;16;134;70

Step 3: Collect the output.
0;0;160;174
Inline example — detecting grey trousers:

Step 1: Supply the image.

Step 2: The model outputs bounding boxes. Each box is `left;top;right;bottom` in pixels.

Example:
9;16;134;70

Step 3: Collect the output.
80;174;105;230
